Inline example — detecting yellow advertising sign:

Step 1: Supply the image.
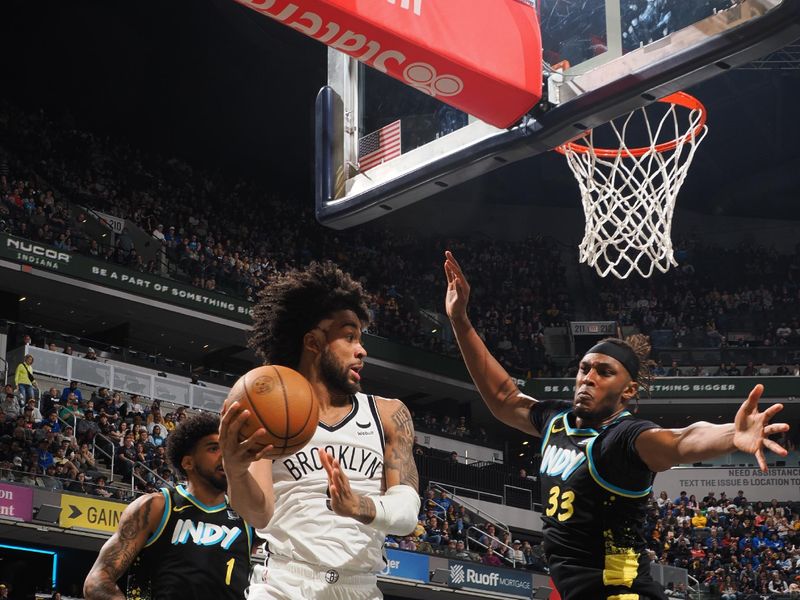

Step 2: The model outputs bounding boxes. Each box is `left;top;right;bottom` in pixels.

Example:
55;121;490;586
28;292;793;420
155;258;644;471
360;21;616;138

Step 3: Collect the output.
59;494;125;533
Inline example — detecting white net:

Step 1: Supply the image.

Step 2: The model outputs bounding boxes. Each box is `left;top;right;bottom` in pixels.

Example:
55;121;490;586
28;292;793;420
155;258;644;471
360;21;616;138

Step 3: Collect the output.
558;94;708;279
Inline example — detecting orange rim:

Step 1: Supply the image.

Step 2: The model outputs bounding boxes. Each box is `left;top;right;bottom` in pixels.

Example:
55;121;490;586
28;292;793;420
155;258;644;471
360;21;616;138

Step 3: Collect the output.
554;92;707;158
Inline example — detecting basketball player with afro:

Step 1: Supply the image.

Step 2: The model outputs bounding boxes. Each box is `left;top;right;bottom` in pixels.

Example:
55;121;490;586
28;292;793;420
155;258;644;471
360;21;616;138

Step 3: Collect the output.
443;251;790;600
84;413;252;600
220;261;420;600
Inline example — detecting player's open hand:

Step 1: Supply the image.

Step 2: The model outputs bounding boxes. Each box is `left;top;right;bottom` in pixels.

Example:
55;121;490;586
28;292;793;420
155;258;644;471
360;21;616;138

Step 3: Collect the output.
733;384;790;471
219;401;274;477
318;449;376;525
444;250;470;323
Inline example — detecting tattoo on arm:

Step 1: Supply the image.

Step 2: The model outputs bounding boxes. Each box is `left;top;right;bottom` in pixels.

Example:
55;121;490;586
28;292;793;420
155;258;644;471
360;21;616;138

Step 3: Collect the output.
386;403;420;490
354;495;377;525
85;496;154;599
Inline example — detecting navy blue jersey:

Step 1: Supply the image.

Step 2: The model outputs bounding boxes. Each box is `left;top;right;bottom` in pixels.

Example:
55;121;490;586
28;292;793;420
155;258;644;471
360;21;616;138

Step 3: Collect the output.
531;400;666;600
126;485;252;600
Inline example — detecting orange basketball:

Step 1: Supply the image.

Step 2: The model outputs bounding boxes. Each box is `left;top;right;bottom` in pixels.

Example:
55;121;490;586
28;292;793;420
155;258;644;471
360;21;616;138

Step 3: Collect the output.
224;365;318;458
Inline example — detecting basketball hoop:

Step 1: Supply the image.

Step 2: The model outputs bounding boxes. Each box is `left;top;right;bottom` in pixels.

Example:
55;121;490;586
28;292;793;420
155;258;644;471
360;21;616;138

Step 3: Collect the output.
555;92;708;279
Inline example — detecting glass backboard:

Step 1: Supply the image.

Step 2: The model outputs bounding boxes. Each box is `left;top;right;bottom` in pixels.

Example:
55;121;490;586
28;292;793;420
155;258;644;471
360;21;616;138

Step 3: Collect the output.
316;0;800;229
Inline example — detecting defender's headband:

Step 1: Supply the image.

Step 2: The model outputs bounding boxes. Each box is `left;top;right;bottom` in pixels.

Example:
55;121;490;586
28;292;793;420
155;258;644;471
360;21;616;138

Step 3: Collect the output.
586;341;640;380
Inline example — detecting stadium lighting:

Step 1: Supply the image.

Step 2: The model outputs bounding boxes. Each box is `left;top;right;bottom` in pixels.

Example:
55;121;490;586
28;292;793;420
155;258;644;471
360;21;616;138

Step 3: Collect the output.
0;543;58;590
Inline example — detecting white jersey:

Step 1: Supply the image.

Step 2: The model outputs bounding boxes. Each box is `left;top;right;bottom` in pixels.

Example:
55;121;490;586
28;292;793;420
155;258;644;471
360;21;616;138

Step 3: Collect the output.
259;393;387;573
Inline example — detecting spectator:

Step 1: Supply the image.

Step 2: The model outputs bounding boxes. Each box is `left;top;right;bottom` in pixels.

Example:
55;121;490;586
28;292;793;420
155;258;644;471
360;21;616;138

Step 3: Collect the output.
84;347;98;360
506;539;525;565
453;540;474;561
40;464;63;491
40;411;62;433
60;382;83;404
40;386;60;416
481;547;503;567
92;475;113;498
148;425;166;448
58;396;83;422
115;434;137;478
36;440;54;470
479;524;501;551
0;386;20;420
128;395;145;418
692;510;708;529
423;516;448;546
14;354;38;403
442;539;459;558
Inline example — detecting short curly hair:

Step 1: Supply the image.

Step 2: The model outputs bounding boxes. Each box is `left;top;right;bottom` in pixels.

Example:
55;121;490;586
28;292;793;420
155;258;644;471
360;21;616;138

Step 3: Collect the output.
249;261;370;368
165;412;220;477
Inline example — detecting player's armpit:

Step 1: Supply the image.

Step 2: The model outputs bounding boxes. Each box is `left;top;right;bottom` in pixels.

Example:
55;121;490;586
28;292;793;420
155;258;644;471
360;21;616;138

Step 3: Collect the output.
380;399;419;491
84;492;163;600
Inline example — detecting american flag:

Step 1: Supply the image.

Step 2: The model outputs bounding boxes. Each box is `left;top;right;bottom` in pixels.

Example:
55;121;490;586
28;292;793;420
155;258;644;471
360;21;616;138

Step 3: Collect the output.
357;120;401;171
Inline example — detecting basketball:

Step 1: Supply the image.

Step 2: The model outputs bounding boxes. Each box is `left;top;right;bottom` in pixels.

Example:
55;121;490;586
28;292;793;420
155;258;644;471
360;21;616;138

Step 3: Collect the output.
224;365;318;458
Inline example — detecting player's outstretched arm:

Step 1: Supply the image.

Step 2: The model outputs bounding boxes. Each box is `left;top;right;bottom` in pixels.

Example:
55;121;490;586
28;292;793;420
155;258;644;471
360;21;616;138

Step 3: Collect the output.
635;384;789;472
219;401;275;529
444;251;539;436
84;492;164;600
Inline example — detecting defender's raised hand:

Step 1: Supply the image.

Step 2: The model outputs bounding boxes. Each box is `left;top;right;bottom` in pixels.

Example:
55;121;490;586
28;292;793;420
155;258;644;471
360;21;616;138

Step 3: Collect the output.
733;384;790;471
444;250;471;323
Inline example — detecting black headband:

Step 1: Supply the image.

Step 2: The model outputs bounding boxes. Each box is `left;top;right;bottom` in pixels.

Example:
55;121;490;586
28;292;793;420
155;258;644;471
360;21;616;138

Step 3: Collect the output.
586;341;640;380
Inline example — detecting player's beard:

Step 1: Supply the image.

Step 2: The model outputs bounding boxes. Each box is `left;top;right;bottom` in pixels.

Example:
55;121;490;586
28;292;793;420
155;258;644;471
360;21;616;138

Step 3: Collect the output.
197;462;228;492
320;346;361;395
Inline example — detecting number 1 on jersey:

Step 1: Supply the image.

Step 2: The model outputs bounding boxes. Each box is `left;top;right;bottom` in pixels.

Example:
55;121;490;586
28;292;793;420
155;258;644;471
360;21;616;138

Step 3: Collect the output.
545;485;575;522
225;558;235;586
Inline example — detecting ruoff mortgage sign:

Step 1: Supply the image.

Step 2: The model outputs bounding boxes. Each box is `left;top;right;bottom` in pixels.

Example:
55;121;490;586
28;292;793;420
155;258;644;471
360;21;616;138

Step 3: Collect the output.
447;560;532;597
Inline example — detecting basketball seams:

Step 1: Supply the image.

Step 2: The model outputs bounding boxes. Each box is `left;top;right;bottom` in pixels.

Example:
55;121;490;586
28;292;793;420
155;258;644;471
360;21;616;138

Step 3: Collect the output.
262;439;311;459
241;372;284;440
234;365;318;458
269;365;290;454
288;378;318;441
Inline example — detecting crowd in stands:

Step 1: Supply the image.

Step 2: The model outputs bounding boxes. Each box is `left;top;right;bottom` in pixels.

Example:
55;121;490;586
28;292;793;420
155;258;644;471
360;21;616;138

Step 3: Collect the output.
0;101;571;379
595;239;800;353
0;379;179;499
390;487;546;572
4;102;800;387
411;409;491;446
647;489;800;599
397;487;800;598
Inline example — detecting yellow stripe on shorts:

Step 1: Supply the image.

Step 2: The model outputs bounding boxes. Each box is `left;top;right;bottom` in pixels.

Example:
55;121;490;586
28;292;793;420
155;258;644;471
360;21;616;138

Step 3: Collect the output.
602;549;640;587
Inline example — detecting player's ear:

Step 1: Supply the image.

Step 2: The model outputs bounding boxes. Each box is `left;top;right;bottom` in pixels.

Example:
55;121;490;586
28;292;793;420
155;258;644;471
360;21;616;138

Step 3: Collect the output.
181;455;193;474
303;328;324;355
622;380;638;403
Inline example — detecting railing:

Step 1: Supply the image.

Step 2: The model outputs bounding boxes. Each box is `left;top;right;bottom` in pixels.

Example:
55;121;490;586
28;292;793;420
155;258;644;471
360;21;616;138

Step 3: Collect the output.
57;412;116;481
129;459;172;495
429;481;510;532
11;345;227;412
465;524;519;568
651;344;800;369
429;480;503;506
417;455;540;508
92;431;117;483
503;483;536;511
